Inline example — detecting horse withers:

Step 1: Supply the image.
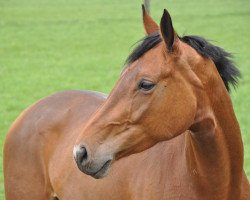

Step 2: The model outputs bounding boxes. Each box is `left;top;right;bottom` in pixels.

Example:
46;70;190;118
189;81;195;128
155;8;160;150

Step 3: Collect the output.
4;5;250;200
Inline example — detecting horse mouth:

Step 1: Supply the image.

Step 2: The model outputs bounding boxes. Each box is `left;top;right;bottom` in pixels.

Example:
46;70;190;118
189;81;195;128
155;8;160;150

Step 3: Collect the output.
92;159;112;179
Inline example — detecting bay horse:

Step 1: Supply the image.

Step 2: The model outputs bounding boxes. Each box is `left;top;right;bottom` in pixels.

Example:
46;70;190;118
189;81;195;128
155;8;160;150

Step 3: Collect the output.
4;5;250;200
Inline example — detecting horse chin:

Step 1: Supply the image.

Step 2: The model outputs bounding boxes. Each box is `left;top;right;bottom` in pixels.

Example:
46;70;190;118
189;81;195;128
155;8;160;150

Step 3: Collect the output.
76;158;113;179
91;159;112;179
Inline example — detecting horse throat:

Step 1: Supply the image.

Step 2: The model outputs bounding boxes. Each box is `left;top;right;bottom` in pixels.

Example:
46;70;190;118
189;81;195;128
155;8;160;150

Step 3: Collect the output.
186;74;244;199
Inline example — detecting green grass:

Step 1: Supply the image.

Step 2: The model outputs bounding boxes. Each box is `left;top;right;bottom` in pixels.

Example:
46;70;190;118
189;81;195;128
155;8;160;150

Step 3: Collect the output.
0;0;249;199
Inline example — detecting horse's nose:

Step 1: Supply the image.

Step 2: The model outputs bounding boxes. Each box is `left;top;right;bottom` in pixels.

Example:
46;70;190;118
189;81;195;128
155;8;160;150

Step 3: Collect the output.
73;145;88;167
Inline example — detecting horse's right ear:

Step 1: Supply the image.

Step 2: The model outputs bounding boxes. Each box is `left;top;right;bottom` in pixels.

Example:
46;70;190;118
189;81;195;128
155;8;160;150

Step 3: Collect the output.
142;4;159;35
160;9;178;52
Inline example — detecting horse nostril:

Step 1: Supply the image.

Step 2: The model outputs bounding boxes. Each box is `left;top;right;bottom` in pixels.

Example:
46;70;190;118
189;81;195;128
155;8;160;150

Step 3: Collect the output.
75;145;88;164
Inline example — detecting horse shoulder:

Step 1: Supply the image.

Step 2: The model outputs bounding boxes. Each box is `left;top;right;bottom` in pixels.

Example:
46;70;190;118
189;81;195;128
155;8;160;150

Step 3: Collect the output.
4;90;106;199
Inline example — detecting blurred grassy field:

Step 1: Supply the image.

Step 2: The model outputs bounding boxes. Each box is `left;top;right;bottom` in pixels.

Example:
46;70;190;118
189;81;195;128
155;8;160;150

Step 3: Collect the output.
0;0;249;199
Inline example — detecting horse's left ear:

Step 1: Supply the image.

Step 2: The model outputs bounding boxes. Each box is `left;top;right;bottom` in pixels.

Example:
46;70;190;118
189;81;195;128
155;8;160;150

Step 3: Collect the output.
142;4;159;35
160;9;178;51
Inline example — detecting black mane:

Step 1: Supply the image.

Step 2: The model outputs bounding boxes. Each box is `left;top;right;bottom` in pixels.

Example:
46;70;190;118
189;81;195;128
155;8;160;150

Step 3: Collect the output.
126;33;240;92
126;32;161;65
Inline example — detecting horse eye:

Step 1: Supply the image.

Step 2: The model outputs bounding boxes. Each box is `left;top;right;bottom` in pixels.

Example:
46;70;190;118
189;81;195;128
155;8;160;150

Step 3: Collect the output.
138;80;155;91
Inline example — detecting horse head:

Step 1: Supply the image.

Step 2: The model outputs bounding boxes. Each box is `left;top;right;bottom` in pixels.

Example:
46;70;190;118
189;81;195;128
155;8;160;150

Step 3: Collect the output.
73;6;239;179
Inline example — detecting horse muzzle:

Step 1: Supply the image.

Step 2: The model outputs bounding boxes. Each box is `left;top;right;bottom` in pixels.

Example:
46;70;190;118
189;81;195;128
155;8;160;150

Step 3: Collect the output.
73;145;112;179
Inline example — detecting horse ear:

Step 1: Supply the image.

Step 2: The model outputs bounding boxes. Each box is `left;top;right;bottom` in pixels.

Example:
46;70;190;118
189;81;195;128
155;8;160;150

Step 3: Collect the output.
160;9;177;51
142;4;159;35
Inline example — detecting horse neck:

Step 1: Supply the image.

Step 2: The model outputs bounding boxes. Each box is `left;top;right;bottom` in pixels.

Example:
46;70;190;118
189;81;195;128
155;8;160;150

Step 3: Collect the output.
186;60;244;198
